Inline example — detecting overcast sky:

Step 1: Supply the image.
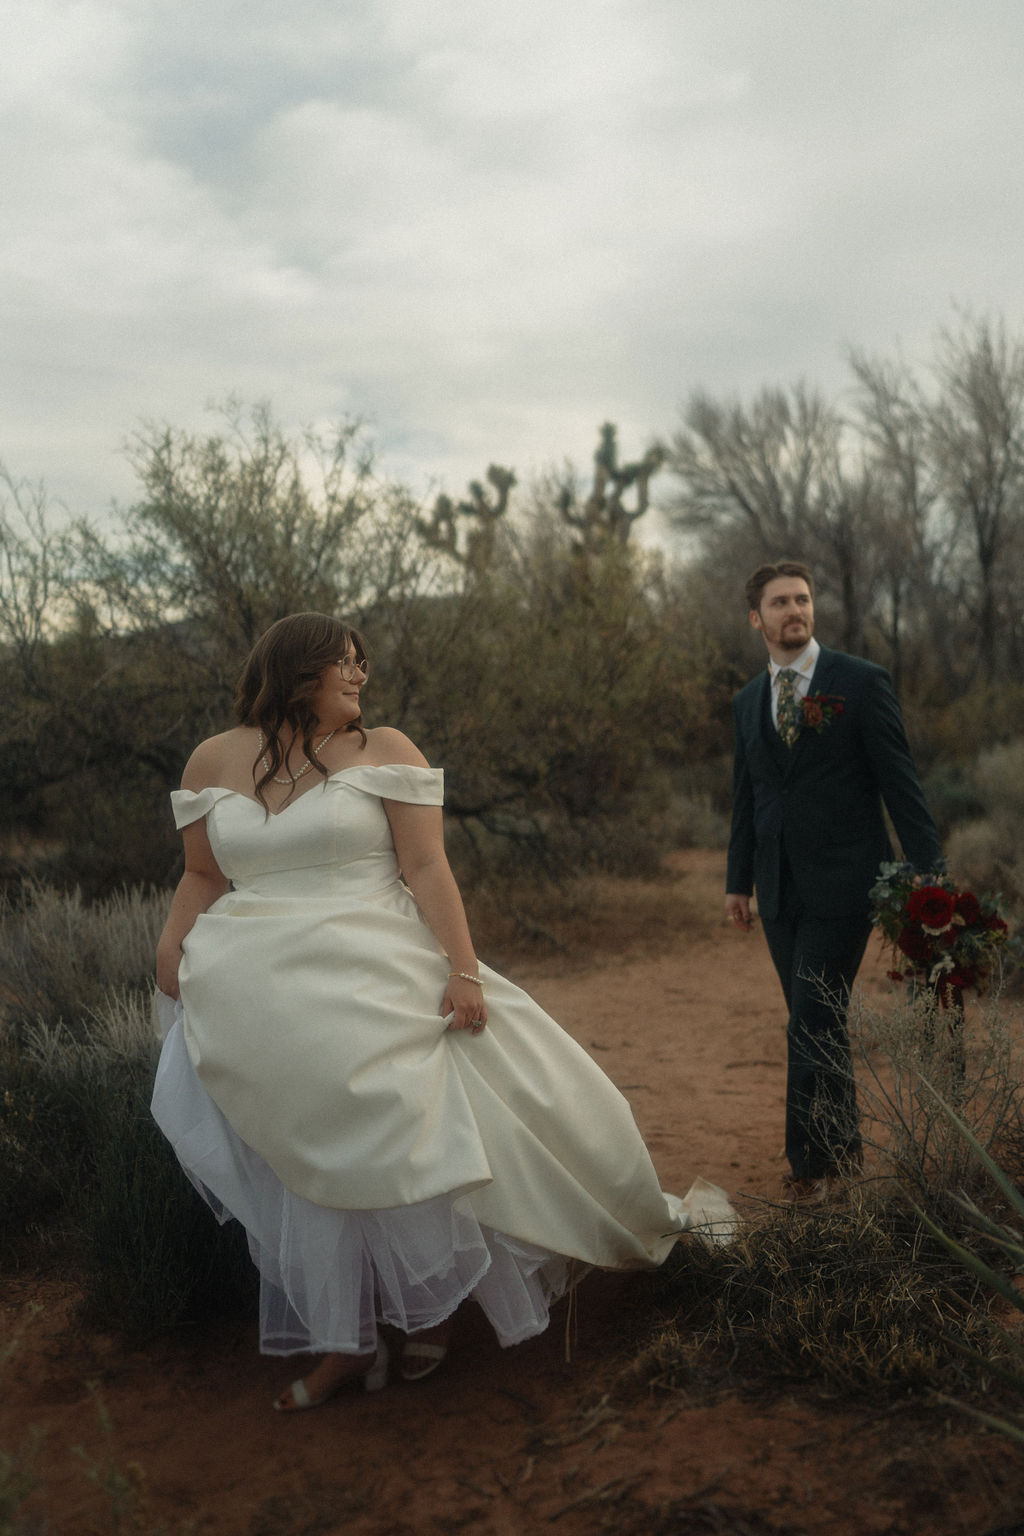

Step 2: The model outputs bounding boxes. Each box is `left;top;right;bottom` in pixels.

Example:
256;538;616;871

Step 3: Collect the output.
3;0;1023;527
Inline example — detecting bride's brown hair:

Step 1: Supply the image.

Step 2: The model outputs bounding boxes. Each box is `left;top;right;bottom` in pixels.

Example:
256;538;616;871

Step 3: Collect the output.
234;612;368;807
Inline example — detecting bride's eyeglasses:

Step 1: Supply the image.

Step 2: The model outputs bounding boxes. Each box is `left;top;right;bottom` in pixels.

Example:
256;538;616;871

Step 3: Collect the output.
336;656;370;681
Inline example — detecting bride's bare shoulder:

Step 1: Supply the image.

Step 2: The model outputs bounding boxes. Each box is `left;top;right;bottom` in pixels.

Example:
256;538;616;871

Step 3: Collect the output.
361;726;431;771
181;727;257;791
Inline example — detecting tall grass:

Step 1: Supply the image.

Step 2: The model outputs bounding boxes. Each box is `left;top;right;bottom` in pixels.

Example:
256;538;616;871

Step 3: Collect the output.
632;1196;990;1399
20;994;253;1334
632;982;1024;1410
848;988;1023;1220
0;886;251;1333
0;883;167;1036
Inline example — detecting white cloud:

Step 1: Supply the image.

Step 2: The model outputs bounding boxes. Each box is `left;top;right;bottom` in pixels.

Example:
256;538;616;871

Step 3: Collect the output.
1;0;1023;518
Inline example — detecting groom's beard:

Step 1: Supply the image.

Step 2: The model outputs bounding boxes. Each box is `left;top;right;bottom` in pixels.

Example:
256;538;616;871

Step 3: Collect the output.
777;619;811;652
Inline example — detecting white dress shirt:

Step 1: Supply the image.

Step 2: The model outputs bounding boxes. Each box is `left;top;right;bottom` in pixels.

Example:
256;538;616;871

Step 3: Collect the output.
768;638;820;732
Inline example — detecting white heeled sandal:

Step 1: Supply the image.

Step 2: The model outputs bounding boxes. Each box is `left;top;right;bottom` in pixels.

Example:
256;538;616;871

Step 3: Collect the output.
400;1339;449;1382
274;1336;389;1411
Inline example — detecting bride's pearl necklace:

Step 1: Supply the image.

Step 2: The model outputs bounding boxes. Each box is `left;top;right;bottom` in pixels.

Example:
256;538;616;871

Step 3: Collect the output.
258;727;337;785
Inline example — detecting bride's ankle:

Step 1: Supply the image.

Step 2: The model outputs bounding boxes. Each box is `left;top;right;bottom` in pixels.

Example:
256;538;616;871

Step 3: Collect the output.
408;1318;453;1345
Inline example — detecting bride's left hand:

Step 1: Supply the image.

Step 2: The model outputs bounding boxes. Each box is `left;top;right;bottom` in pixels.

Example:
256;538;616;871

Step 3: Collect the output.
443;975;488;1035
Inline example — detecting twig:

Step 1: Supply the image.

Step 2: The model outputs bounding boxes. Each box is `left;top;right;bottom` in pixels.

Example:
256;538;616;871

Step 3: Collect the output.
548;1473;644;1519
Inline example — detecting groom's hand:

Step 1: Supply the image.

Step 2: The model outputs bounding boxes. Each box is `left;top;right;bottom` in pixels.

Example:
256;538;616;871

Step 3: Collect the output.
725;893;753;930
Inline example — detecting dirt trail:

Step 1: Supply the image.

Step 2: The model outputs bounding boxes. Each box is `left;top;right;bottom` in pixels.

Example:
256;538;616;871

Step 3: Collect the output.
2;851;1020;1535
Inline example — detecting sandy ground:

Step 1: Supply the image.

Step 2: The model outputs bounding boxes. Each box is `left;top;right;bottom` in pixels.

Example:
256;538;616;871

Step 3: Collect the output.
3;851;1024;1535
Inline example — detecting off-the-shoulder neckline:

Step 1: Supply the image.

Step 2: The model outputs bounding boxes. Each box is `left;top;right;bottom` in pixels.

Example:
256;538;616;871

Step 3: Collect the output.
174;762;440;818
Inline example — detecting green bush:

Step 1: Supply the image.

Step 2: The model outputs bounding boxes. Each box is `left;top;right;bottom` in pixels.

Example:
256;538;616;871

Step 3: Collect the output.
945;740;1024;910
0;1042;79;1262
920;762;987;838
0;884;168;1037
14;996;252;1335
0;889;252;1334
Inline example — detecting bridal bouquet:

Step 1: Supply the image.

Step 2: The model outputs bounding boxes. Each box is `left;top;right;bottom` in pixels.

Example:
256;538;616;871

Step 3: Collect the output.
870;861;1009;1005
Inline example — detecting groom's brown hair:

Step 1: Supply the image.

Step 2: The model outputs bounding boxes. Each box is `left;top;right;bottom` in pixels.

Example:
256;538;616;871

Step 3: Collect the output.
745;560;814;614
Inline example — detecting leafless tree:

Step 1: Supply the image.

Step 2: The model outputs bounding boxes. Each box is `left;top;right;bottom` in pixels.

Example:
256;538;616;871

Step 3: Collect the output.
0;468;74;693
666;383;875;655
925;315;1024;685
848;351;953;693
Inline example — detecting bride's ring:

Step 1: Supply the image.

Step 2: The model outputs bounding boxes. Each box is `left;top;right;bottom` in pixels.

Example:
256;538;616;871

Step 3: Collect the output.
471;1020;485;1032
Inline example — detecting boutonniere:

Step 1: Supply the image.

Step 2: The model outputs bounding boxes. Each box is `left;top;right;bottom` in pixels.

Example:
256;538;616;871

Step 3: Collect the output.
800;692;844;730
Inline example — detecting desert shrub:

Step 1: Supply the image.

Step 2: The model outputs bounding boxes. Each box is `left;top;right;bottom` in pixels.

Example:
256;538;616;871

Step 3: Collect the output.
448;777;722;891
634;1198;989;1400
0;883;169;1037
945;740;1024;910
847;989;1024;1222
667;789;730;851
911;684;1024;769
462;862;715;970
913;1100;1024;1446
920;762;987;838
0;887;252;1331
630;987;1024;1407
0;1042;78;1261
16;992;252;1335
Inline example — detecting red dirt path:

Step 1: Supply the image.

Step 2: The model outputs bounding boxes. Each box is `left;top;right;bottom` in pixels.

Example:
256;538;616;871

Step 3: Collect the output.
3;851;1023;1535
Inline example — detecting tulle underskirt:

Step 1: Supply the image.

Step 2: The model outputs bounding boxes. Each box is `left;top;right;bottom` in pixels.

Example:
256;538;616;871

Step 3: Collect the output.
152;1019;581;1355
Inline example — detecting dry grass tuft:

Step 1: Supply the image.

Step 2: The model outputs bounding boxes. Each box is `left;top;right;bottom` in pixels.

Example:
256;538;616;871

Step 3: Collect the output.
848;988;1024;1222
0;883;167;1039
630;1193;992;1402
626;982;1024;1416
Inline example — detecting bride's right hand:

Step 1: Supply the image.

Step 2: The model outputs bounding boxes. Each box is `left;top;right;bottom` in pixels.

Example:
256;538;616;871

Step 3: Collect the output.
442;974;488;1034
156;942;182;1000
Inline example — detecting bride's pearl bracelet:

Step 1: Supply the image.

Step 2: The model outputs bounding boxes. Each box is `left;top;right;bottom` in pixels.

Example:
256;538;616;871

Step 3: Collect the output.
449;970;482;986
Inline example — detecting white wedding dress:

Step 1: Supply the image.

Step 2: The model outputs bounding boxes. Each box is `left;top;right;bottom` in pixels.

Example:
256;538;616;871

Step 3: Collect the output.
151;763;733;1357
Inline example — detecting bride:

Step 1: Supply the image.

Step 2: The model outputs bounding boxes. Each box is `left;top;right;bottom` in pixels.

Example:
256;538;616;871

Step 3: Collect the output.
152;612;732;1411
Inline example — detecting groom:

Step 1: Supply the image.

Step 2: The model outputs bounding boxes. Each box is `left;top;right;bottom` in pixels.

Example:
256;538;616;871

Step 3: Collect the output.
725;560;943;1200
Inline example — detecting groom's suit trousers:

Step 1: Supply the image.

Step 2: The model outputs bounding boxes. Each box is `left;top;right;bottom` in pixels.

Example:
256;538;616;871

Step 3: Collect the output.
760;858;871;1178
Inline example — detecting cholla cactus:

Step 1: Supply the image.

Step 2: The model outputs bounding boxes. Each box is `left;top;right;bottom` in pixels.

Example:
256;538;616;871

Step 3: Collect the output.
415;465;516;575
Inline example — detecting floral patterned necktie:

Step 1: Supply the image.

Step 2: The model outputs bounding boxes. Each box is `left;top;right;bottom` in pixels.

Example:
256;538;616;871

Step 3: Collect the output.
775;668;802;747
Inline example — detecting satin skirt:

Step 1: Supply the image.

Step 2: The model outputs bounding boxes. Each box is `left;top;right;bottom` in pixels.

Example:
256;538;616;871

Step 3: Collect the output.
153;1015;588;1354
152;1007;734;1356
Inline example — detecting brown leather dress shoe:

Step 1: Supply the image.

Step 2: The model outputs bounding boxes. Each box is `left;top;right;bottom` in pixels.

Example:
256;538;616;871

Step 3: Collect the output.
782;1174;830;1205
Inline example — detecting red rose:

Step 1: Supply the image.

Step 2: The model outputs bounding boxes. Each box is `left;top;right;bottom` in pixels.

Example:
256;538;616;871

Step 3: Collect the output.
954;891;980;925
985;914;1009;934
907;886;956;929
897;930;932;962
802;699;823;727
832;699;844;714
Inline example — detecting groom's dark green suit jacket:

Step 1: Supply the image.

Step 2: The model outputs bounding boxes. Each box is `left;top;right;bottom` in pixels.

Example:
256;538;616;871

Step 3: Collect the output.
726;646;942;922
